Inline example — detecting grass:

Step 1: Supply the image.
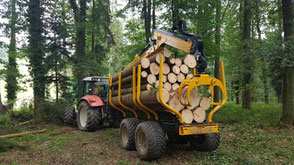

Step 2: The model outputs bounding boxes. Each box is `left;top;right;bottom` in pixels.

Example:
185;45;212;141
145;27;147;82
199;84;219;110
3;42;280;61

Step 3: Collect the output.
0;102;293;164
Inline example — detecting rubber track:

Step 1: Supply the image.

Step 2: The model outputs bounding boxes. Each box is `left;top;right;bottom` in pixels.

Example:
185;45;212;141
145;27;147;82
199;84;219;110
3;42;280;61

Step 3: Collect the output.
64;106;75;126
136;121;166;160
120;118;140;150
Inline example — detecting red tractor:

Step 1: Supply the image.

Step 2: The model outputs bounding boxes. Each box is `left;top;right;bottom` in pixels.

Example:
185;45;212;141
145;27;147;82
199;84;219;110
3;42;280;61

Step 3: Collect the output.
64;76;123;131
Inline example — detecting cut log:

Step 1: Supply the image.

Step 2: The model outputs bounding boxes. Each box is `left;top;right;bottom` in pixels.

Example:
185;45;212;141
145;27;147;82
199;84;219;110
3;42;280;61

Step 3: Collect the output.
180;64;189;74
172;65;180;74
18;119;34;126
175;58;182;66
0;129;47;138
172;83;179;91
200;97;211;110
193;107;206;123
147;74;156;84
169;58;176;64
156;88;170;104
112;57;147;82
186;74;193;79
186;89;201;109
149;53;165;64
160;48;171;58
141;71;148;78
141;57;150;69
168;92;184;112
177;73;185;82
163;82;172;91
162;75;167;82
150;63;160;75
112;84;149;96
112;74;133;86
111;89;169;105
163;63;170;75
183;54;197;68
181;109;193;124
167;73;177;83
146;84;152;90
155;80;159;87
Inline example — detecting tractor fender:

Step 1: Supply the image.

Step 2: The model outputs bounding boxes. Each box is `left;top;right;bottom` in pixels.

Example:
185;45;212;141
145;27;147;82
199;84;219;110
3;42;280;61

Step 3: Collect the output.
79;95;104;107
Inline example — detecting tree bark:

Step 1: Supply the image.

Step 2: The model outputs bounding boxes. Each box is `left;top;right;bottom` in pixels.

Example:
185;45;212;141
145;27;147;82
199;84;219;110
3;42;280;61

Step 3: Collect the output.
280;0;294;125
241;0;252;109
152;0;156;29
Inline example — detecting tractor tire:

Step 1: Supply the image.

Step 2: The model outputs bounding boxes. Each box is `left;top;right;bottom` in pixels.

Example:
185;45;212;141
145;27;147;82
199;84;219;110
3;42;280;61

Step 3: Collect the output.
189;133;220;151
135;121;166;160
77;101;103;131
107;106;123;128
120;118;140;150
64;106;76;126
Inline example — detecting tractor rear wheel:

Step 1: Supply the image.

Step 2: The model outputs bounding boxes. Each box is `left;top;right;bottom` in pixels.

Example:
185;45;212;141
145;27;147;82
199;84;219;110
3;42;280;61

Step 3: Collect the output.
135;121;166;160
64;106;76;126
120;118;140;150
106;106;123;128
189;133;220;151
77;101;103;131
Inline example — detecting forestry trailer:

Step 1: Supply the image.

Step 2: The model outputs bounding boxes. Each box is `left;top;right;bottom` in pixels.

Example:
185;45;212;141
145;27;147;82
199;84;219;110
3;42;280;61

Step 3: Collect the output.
65;20;227;160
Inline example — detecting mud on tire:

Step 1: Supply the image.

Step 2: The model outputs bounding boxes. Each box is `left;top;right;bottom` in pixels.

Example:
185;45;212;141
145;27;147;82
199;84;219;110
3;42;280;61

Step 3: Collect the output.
77;101;103;131
120;118;140;150
135;121;166;160
189;133;220;151
64;106;76;126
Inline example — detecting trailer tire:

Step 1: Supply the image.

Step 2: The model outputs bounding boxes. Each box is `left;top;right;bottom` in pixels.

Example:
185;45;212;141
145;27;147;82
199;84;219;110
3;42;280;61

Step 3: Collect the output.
77;101;103;131
120;118;140;150
190;133;220;151
64;106;76;126
135;121;166;160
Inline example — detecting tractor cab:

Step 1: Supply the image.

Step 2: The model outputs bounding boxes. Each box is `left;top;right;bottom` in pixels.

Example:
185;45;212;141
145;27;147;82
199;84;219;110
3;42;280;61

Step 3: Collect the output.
82;76;109;102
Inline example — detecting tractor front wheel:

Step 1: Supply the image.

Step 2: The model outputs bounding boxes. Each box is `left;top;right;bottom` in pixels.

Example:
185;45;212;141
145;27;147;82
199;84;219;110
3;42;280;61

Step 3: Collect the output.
77;101;103;131
189;133;220;151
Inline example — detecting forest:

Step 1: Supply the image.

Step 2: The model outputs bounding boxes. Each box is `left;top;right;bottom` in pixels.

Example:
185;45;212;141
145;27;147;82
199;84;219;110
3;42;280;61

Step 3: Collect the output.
0;0;293;164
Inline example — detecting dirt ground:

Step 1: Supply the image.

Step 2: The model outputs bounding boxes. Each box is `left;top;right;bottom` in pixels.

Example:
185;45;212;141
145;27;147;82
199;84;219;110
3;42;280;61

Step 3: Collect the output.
1;124;294;165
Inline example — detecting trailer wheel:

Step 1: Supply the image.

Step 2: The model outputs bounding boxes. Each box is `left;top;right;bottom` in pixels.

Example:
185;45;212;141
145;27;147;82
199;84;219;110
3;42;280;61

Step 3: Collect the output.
135;121;166;160
77;101;103;131
120;118;140;150
64;106;76;126
190;133;220;151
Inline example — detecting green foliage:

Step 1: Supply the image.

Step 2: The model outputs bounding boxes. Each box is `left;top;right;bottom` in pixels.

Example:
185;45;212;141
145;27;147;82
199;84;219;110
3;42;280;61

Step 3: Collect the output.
34;102;65;125
214;102;282;127
0;114;12;126
0;138;18;152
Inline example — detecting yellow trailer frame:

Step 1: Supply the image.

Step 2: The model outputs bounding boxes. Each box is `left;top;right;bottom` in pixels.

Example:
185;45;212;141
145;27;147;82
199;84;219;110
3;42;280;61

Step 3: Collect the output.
109;29;227;136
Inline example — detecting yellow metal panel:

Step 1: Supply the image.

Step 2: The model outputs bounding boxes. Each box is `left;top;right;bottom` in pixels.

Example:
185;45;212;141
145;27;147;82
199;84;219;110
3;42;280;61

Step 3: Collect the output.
179;124;219;135
108;76;126;117
158;56;184;123
132;66;150;119
118;72;138;118
153;31;193;53
136;65;158;120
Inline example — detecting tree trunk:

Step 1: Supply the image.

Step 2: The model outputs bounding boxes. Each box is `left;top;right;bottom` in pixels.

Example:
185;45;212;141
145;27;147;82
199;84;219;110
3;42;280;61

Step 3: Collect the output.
143;0;151;43
280;0;294;125
152;0;156;30
241;0;252;109
28;0;46;113
6;0;19;109
214;0;221;104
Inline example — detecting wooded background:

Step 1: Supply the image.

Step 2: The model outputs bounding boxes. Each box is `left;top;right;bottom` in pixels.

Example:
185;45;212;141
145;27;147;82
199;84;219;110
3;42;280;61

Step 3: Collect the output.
0;0;293;125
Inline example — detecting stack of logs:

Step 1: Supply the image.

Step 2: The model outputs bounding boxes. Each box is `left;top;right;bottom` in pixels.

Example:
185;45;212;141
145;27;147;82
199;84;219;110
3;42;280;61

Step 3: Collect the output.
111;48;211;124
